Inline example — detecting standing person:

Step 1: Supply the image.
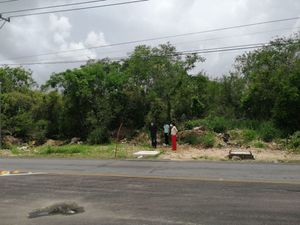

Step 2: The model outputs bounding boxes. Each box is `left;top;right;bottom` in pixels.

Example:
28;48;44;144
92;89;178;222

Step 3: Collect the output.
149;122;157;148
171;122;178;151
163;123;170;146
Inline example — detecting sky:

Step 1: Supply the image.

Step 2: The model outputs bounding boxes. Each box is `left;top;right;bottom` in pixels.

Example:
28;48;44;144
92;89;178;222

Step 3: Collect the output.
0;0;300;84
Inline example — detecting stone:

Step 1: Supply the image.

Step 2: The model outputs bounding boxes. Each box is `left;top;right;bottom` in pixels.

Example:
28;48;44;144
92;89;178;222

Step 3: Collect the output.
70;137;81;144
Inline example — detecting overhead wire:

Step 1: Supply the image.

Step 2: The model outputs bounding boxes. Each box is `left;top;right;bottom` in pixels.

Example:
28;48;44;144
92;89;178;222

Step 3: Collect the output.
1;0;110;15
0;20;6;29
6;0;149;18
0;42;275;66
1;16;299;63
8;25;298;62
0;0;18;4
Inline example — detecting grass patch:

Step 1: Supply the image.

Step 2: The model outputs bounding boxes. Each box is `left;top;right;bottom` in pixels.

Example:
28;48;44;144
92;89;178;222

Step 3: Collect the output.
27;143;155;159
38;145;87;155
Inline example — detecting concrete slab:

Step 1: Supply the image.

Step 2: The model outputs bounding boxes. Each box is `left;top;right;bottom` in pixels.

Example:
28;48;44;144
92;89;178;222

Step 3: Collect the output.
229;150;255;160
133;151;160;157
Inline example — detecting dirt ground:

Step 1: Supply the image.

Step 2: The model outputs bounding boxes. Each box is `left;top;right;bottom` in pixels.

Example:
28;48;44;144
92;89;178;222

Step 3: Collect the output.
158;145;300;162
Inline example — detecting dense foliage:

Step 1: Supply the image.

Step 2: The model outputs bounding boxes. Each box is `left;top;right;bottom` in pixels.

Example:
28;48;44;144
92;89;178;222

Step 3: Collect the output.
1;35;300;145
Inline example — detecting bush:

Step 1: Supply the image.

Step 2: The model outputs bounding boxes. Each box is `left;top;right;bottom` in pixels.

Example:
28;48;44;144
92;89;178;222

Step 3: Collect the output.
242;129;258;143
88;128;110;145
253;141;266;149
184;119;202;130
201;116;229;133
259;122;281;142
181;133;202;145
288;131;300;151
200;132;215;148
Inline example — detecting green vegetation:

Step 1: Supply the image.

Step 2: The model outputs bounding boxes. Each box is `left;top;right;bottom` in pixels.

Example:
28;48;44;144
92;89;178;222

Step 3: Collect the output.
241;129;258;143
199;132;216;148
1;144;154;159
253;141;266;149
288;131;300;152
1;35;300;153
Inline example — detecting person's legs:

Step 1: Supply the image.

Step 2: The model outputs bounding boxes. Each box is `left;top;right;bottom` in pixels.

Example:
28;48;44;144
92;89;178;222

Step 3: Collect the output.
151;136;157;148
172;135;176;151
164;133;169;145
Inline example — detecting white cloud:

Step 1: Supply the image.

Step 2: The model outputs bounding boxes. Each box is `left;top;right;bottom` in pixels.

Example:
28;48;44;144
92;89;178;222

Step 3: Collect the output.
85;31;107;47
1;0;300;84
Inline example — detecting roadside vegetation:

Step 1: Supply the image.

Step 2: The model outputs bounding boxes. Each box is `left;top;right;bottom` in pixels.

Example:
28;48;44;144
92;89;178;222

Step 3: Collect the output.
4;143;154;159
1;34;300;159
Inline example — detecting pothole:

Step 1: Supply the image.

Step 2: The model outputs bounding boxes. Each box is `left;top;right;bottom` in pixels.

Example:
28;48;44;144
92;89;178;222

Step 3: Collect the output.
28;202;85;218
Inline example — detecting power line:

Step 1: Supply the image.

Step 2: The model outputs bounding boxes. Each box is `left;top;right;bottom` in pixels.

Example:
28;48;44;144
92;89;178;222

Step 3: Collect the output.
1;16;299;62
2;0;109;15
11;25;298;62
7;0;149;18
0;0;18;4
0;42;272;66
0;21;6;29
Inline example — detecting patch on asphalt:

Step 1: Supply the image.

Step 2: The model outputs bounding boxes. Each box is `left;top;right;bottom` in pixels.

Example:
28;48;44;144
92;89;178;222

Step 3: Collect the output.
28;202;85;218
0;170;44;176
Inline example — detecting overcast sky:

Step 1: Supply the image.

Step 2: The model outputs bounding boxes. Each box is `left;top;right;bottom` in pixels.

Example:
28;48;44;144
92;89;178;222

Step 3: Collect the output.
0;0;300;84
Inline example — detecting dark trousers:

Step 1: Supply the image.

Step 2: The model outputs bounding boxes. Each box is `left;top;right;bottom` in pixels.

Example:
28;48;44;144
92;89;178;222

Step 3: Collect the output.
151;136;157;148
164;133;169;145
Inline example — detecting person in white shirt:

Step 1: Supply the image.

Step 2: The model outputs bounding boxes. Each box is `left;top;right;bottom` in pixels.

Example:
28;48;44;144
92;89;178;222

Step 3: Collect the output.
170;123;178;151
163;123;170;146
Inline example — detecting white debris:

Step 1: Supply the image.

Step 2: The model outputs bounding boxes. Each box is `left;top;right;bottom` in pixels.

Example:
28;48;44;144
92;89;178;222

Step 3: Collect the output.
134;151;160;157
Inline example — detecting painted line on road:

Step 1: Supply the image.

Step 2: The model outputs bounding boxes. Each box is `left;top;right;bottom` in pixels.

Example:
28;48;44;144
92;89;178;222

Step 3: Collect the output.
0;170;47;177
47;172;300;185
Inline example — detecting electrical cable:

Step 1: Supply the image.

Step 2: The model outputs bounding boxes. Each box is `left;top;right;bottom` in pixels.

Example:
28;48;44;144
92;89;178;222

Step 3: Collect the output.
7;0;149;18
1;16;299;62
0;0;18;4
0;42;275;66
0;20;6;29
1;0;110;15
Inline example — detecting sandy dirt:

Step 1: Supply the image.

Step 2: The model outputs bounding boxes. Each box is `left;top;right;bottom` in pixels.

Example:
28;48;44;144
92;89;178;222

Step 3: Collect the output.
158;145;300;162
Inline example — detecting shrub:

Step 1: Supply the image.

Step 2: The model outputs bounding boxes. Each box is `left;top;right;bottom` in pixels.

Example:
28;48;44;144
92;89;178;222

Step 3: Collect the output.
184;119;202;130
288;131;300;151
88;128;110;144
181;133;202;145
200;132;215;148
253;141;266;149
201;116;229;133
242;129;258;143
259;121;281;142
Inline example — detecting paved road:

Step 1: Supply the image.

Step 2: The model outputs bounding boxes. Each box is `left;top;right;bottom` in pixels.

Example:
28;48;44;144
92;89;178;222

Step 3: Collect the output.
0;159;300;225
0;158;300;183
1;174;300;225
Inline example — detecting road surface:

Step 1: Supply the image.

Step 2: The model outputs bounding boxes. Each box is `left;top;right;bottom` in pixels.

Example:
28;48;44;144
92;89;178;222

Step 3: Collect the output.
0;158;299;225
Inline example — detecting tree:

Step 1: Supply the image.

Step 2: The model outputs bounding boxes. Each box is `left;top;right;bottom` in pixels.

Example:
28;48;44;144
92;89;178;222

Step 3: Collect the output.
235;35;300;133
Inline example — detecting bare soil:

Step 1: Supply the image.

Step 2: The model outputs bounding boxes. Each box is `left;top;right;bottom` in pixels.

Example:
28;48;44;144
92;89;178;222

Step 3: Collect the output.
158;145;300;162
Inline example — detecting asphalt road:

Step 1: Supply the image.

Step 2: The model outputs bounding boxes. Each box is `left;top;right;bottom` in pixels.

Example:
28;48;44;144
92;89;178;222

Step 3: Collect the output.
1;158;300;183
0;159;300;225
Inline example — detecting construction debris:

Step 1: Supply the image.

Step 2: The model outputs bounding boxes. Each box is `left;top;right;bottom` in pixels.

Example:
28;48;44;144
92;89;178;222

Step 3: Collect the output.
228;150;255;160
